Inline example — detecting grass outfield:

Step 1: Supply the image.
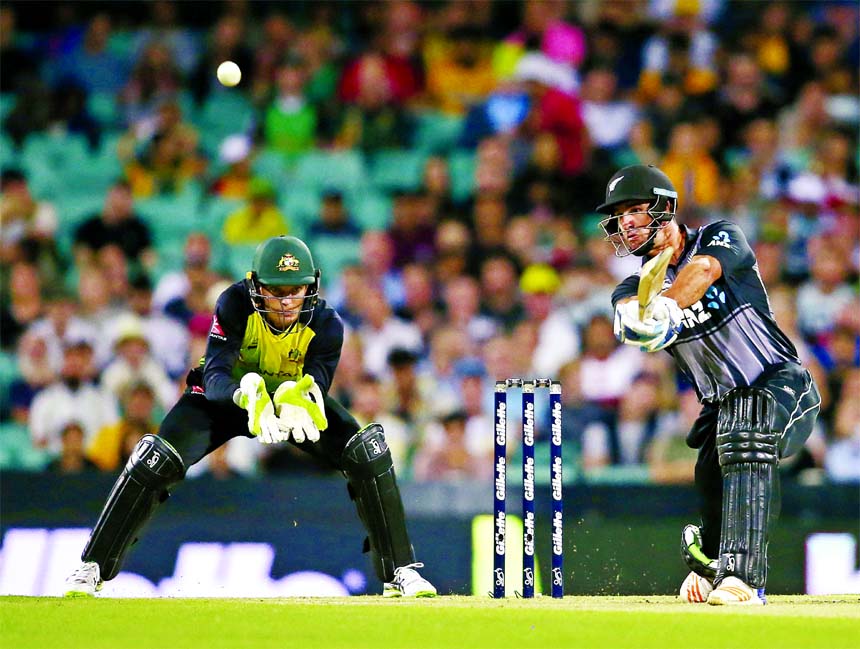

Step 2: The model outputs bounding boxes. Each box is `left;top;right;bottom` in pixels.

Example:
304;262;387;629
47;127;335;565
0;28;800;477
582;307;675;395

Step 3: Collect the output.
2;595;858;649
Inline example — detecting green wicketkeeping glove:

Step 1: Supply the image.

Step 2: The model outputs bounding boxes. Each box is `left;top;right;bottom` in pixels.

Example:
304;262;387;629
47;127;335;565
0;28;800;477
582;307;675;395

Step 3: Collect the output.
235;372;281;443
273;374;328;431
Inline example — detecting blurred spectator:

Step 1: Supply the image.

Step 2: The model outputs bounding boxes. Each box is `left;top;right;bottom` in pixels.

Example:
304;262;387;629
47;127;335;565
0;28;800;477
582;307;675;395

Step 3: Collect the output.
222;178;290;245
382;347;434;434
514;52;588;176
124;127;206;197
335;52;414;150
46;422;100;474
660;122;720;209
351;372;412;472
0;169;61;273
190;14;253;104
131;1;200;76
0;261;43;349
460;78;531;147
433;219;473;284
24;285;98;375
75;265;121;365
152;232;222;324
250;12;295;105
519;263;580;378
52;13;128;93
73;180;154;272
441;274;497;348
647;387;700;484
478;251;524;332
356;296;423;378
211;134;254;199
715;52;781;153
2;80;53;146
413;409;486;481
307;191;362;254
0;6;37;93
88;382;158;472
263;55;318;158
472;192;509;258
580;65;638;152
50;81;102;149
120;42;183;127
8;330;56;424
796;239;855;340
637;8;718;101
29;339;119;455
607;372;671;466
119;101;200;169
423;26;496;116
395;262;441;339
502;0;587;71
101;314;178;412
112;274;190;380
825;369;860;483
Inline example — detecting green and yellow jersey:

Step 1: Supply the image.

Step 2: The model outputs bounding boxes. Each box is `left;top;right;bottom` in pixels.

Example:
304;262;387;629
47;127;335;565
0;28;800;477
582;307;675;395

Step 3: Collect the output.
191;281;343;402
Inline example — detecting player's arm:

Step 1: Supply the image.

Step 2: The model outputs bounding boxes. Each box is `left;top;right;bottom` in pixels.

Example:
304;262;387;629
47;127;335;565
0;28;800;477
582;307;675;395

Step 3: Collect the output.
301;308;345;395
202;285;249;404
663;255;722;308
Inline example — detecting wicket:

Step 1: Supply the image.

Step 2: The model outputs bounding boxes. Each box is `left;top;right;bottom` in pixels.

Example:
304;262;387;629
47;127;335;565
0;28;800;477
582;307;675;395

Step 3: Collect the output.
493;378;563;598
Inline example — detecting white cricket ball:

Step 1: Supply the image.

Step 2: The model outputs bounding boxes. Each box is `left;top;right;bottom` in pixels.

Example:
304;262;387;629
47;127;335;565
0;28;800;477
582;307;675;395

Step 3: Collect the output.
217;61;242;87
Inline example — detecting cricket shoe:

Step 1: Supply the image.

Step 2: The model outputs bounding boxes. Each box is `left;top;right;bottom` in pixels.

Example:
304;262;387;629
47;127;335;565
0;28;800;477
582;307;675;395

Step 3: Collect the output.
679;571;713;603
707;576;765;606
383;562;437;598
64;561;103;598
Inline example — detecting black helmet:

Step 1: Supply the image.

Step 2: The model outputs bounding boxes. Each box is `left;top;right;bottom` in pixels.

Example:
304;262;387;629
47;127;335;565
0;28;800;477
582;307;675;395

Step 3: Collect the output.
246;236;321;333
596;165;678;257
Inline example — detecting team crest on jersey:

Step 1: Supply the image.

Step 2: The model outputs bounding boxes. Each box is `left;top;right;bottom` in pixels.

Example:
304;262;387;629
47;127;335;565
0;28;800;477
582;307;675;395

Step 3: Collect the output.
209;315;226;341
277;254;300;272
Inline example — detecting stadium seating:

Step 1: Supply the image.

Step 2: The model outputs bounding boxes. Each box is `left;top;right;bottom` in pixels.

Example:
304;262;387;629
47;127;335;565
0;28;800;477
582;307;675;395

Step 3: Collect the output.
413;111;464;154
294;150;367;193
368;150;427;192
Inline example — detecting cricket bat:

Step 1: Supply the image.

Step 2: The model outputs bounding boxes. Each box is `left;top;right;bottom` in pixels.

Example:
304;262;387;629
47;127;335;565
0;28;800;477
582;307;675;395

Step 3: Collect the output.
638;246;675;319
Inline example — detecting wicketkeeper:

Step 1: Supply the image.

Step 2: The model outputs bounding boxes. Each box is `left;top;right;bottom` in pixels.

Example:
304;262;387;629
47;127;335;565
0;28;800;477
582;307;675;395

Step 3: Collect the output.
597;165;821;605
65;235;436;598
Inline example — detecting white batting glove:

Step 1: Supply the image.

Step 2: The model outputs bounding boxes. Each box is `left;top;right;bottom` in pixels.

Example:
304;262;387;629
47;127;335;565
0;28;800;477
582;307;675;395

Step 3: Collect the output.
235;373;283;443
614;297;683;352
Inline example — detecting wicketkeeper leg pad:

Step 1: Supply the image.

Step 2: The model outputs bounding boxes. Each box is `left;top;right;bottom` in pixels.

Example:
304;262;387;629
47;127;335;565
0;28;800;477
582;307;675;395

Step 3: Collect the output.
82;434;185;580
341;423;415;583
715;387;779;589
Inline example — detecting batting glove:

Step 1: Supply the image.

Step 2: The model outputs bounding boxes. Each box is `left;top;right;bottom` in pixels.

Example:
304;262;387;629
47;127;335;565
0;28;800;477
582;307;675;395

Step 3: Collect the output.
235;372;283;444
614;297;683;353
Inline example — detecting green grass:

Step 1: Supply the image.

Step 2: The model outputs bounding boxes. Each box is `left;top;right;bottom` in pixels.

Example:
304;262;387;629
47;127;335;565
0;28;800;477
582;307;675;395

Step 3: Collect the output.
2;595;859;649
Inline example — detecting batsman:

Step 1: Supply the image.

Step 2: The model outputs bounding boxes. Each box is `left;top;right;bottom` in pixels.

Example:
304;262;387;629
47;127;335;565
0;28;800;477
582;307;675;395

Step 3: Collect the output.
597;165;821;605
65;235;436;598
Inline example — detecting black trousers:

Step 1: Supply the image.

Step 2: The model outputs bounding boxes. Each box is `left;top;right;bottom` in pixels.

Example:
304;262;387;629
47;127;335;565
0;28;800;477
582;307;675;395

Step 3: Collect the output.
687;362;821;558
159;391;361;471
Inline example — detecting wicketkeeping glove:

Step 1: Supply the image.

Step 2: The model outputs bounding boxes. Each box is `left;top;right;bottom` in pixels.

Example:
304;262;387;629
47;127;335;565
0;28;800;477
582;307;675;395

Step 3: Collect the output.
235;372;283;444
273;374;328;443
614;296;684;353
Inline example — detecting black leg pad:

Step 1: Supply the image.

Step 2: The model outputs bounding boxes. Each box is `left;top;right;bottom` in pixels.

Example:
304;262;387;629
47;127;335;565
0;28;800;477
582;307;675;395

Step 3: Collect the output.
715;387;779;588
82;435;185;580
341;423;415;582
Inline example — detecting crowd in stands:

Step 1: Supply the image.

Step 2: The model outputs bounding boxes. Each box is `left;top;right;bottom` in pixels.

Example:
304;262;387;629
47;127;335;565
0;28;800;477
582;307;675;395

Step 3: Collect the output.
1;0;858;485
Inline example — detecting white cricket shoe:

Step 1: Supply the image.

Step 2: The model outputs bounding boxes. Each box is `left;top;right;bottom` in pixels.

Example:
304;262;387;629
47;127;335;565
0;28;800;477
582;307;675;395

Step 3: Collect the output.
707;576;765;606
383;562;437;598
679;571;713;603
64;561;103;598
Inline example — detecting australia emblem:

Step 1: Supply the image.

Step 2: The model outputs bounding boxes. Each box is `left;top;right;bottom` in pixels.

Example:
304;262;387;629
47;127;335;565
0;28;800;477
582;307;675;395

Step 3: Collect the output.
277;253;300;272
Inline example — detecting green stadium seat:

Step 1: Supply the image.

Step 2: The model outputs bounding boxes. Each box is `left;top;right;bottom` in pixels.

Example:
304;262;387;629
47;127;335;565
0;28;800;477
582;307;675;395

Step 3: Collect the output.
368;150;427;192
226;243;260;279
448;149;476;202
0;132;18;169
21;132;90;172
87;91;120;129
197;91;256;149
136;184;204;244
252;148;290;185
346;190;392;231
280;187;321;230
294;151;367;193
311;235;362;286
413;111;464;154
201;196;245;238
0;93;15;122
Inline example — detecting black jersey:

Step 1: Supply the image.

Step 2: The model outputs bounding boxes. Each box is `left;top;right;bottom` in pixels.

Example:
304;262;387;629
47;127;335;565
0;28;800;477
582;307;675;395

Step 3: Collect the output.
611;221;799;403
197;281;344;404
